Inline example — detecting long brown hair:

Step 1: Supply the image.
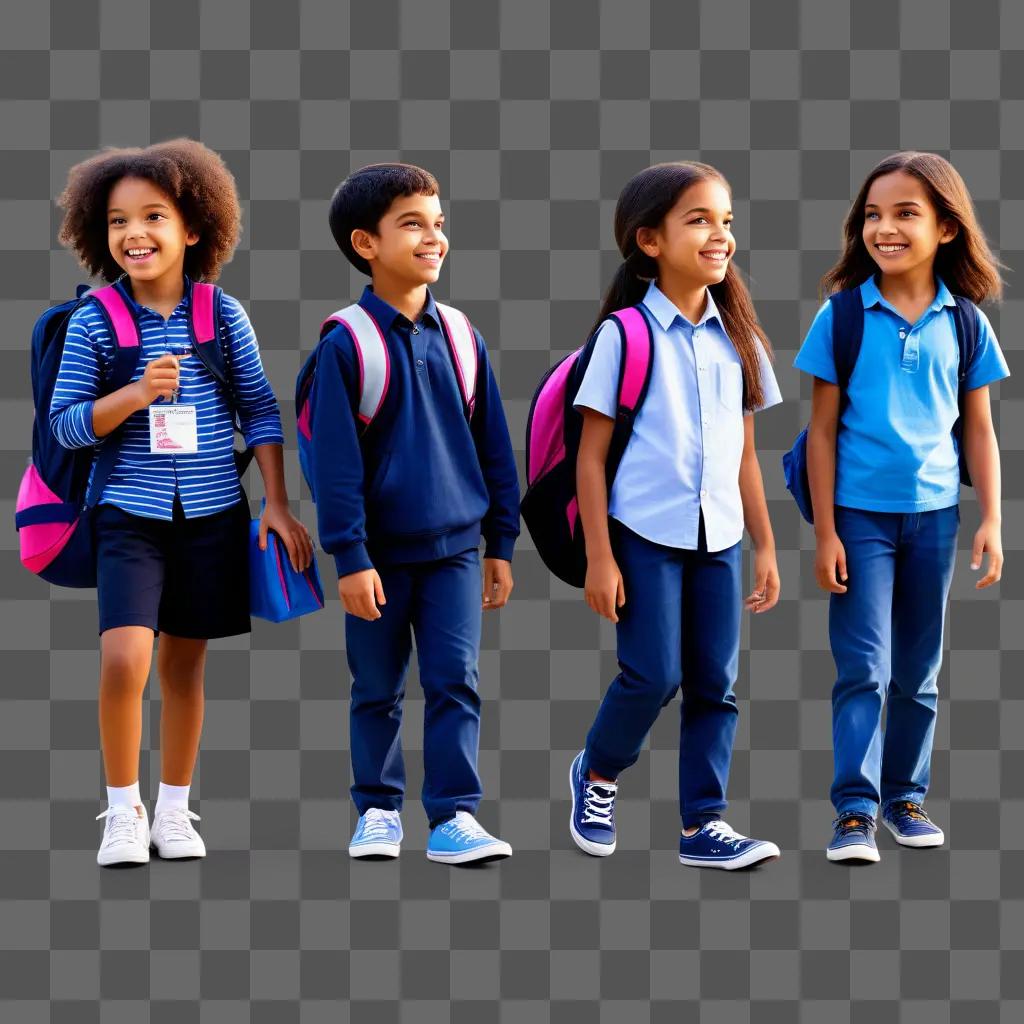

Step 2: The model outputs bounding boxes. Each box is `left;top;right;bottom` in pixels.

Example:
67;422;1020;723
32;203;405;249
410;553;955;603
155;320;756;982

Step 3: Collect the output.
592;162;772;411
821;151;1004;303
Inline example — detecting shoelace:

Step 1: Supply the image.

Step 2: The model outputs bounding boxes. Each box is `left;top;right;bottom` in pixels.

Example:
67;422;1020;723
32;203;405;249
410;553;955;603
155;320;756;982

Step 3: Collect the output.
358;808;397;840
96;806;143;846
702;820;745;846
581;781;617;827
891;802;931;823
833;813;873;838
441;813;491;845
155;808;201;842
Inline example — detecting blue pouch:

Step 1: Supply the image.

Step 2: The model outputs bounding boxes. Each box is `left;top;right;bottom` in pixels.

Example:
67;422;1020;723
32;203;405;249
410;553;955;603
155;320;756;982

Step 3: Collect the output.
782;426;814;525
249;509;324;623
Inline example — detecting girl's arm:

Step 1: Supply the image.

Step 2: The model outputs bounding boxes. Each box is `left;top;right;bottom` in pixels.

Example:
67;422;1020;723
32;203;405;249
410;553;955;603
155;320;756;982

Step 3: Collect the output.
807;377;848;593
738;415;780;613
962;385;1003;589
577;408;625;623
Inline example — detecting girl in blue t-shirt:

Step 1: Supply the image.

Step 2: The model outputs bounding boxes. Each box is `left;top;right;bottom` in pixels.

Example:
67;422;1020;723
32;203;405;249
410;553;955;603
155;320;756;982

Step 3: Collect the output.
568;162;784;870
794;152;1009;864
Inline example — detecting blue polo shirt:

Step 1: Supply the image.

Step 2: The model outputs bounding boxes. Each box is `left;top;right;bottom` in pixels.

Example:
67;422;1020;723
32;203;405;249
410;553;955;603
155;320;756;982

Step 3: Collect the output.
573;282;782;553
794;276;1010;513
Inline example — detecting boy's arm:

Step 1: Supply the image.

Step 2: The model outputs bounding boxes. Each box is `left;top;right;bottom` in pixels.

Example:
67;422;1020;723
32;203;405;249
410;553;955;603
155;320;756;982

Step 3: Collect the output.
309;329;375;578
469;333;521;563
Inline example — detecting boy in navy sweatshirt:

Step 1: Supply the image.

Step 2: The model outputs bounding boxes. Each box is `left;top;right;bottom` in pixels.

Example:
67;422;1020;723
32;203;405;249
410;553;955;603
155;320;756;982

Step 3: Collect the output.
307;164;520;864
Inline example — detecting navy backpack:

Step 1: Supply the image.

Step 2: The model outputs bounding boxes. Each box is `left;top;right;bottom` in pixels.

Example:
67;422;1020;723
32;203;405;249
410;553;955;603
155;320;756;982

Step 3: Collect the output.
782;287;979;525
16;280;243;588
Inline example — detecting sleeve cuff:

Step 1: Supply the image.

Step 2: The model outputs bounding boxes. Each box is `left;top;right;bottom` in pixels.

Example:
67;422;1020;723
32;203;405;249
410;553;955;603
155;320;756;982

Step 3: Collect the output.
483;533;516;562
333;543;373;578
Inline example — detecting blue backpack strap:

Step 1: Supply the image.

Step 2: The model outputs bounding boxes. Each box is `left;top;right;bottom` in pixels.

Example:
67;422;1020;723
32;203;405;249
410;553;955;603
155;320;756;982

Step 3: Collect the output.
950;295;979;486
83;283;145;508
828;288;865;413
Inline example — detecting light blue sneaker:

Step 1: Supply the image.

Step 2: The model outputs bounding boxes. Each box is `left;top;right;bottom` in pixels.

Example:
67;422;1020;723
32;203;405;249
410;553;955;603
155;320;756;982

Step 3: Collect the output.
426;811;512;865
348;808;402;859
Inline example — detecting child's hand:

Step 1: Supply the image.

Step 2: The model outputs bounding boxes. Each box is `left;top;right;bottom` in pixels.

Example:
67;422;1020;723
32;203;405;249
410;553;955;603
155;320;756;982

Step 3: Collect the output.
338;569;386;621
258;499;314;572
134;353;185;406
745;547;780;613
971;519;1003;589
814;531;848;594
482;558;513;610
585;553;625;623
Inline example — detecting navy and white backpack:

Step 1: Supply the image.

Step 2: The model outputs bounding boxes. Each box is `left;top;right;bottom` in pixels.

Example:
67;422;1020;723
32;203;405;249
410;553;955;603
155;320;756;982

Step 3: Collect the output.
782;286;980;524
16;279;241;588
295;300;479;500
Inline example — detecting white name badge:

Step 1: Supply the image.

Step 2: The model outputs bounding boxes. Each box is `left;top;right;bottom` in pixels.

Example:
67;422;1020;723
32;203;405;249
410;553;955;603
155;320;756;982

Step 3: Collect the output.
149;405;199;454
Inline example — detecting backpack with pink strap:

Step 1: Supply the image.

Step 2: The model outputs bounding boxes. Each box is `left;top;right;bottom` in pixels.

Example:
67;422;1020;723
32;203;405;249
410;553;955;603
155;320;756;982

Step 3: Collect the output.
295;300;478;500
16;280;237;588
520;307;655;587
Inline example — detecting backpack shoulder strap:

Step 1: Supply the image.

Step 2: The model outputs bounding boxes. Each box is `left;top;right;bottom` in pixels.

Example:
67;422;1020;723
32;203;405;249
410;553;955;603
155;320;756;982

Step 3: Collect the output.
828;287;865;391
950;295;979;391
187;281;232;393
321;303;390;427
435;301;478;419
607;305;655;417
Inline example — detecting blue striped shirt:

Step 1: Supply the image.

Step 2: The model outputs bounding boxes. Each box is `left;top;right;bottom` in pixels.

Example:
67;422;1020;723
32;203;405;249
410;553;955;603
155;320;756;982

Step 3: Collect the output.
49;280;284;520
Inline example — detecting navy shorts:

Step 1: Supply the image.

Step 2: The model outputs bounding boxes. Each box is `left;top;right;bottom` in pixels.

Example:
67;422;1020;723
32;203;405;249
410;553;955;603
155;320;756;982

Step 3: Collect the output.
95;497;251;638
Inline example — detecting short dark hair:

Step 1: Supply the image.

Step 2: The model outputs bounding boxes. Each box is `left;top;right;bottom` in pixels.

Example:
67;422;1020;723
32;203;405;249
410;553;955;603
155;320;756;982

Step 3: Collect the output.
57;138;241;283
328;163;441;276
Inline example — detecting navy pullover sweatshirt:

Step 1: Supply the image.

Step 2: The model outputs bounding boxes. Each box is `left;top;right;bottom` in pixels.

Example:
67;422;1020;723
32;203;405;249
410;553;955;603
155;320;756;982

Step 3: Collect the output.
309;286;521;577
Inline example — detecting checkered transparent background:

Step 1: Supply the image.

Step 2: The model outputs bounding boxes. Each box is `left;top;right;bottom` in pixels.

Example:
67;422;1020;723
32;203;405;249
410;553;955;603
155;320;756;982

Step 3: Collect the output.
1;1;1023;1020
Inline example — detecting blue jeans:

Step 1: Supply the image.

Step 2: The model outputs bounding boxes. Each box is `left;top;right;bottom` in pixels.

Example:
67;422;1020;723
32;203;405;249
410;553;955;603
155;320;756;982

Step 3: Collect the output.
345;548;483;826
584;518;742;829
829;505;960;817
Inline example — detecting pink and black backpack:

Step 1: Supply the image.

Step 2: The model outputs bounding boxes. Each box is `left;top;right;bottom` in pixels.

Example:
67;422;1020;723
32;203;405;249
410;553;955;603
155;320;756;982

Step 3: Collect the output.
295;300;478;500
520;306;654;587
16;280;235;588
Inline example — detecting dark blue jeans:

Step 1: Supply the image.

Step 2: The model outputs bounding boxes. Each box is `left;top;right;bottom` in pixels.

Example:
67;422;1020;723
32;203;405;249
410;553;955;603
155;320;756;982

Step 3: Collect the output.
584;519;742;829
345;548;483;825
829;505;960;817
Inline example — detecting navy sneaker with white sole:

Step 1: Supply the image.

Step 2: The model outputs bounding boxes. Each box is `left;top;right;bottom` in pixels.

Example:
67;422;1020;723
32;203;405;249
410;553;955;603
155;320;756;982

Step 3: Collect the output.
882;802;944;848
568;751;617;857
678;820;781;870
827;812;880;863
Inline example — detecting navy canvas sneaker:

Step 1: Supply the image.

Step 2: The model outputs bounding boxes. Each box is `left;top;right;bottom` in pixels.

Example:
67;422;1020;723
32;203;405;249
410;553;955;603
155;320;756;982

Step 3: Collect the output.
882;802;944;848
826;812;880;863
677;820;781;870
568;751;617;857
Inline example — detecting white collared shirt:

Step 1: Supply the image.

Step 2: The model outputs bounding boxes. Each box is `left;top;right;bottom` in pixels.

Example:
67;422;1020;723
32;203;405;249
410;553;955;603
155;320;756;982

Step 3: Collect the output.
574;282;782;552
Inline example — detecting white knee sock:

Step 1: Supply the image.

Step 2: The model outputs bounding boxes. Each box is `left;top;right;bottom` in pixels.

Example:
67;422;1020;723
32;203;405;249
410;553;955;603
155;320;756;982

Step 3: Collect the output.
107;781;142;810
155;782;190;816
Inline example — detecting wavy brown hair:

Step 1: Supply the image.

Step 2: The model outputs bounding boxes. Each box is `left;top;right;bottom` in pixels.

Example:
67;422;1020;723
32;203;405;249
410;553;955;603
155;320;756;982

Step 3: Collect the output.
821;151;1004;303
593;162;772;411
57;138;241;283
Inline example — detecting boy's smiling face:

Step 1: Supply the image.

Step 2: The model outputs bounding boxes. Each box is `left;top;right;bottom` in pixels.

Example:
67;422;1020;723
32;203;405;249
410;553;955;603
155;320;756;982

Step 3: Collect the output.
351;192;447;288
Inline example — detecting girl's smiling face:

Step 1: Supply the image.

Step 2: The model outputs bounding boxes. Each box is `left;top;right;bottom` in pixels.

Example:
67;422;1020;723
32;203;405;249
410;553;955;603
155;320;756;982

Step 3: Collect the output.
862;170;956;277
107;176;198;287
636;178;735;288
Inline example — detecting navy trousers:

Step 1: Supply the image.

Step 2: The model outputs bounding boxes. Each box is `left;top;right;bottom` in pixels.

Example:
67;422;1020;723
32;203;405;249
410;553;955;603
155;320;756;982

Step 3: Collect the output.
584;518;742;829
345;548;483;825
829;505;959;816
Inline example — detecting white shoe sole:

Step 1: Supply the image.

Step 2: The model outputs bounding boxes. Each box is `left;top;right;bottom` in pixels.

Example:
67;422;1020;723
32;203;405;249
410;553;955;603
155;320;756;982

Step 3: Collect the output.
568;757;616;857
679;841;781;871
882;819;944;848
349;842;401;859
426;840;512;865
826;843;880;863
97;845;150;867
151;841;206;860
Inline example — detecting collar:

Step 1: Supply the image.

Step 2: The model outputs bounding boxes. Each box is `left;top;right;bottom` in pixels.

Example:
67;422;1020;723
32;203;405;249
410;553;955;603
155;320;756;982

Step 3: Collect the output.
112;274;191;317
358;284;440;331
642;281;722;331
859;274;955;313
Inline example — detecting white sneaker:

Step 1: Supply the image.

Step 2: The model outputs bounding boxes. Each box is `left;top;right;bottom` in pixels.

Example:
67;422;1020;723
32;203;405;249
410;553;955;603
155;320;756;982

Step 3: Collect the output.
150;807;207;859
96;804;150;866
